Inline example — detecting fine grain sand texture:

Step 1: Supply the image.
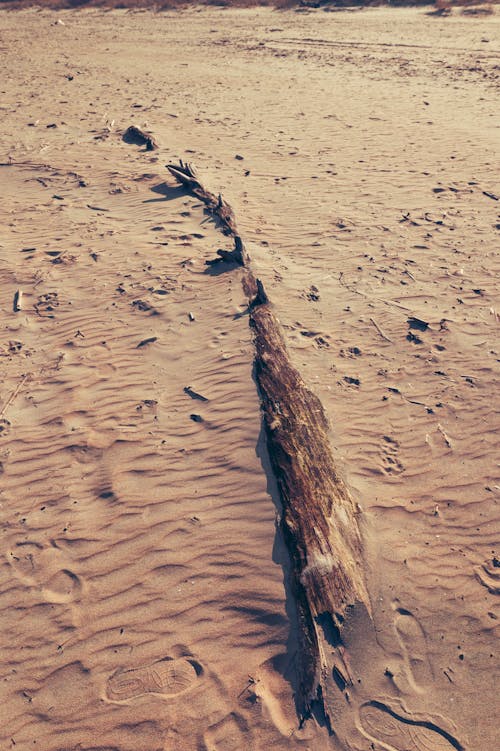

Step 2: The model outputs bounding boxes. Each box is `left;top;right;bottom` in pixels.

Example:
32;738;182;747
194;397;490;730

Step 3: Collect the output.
0;6;499;751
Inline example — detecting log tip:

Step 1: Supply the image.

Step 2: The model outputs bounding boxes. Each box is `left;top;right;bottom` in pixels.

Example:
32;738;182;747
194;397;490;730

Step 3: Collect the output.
166;160;198;182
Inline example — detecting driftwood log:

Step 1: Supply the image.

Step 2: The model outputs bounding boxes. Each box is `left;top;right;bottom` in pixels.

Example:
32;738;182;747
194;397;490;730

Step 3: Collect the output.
167;161;371;727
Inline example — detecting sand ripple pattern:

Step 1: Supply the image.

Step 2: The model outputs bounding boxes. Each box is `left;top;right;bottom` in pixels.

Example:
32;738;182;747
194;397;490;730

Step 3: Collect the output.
0;163;289;750
1;6;498;750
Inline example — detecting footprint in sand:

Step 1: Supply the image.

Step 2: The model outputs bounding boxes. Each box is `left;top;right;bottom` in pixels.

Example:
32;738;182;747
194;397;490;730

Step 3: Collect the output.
106;657;201;702
298;329;331;350
250;655;316;741
358;700;463;751
65;442;104;465
7;541;84;604
41;567;83;604
394;607;433;692
33;661;95;720
202;712;253;751
475;558;500;594
252;661;294;737
380;436;404;475
0;417;11;438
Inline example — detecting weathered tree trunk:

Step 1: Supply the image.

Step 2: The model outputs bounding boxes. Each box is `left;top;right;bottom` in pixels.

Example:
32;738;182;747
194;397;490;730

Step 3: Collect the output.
249;291;370;721
167;161;371;727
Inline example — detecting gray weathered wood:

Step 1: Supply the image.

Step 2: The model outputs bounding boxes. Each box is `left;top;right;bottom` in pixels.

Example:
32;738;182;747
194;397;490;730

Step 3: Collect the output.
167;160;371;726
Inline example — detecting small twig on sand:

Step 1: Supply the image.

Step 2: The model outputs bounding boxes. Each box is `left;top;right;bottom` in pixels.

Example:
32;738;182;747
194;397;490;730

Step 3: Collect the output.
437;423;453;449
184;386;208;402
136;336;158;348
237;676;257;698
338;272;411;312
0;374;30;418
87;204;110;212
482;191;498;202
369;317;392;343
13;290;23;312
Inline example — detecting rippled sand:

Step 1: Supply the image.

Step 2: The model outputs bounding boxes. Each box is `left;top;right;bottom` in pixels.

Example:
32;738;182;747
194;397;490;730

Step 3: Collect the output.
0;6;498;750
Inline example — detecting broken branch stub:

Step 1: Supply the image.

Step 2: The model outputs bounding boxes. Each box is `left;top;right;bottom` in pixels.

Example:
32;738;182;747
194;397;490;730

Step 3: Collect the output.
167;162;239;238
166;159;371;725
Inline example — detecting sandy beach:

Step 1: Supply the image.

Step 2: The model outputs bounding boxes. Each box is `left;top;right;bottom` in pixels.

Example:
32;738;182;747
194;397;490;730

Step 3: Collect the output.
0;5;499;750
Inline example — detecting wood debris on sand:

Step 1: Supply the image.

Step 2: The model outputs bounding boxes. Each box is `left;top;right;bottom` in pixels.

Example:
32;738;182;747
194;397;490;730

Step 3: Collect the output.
167;160;371;727
122;125;159;151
